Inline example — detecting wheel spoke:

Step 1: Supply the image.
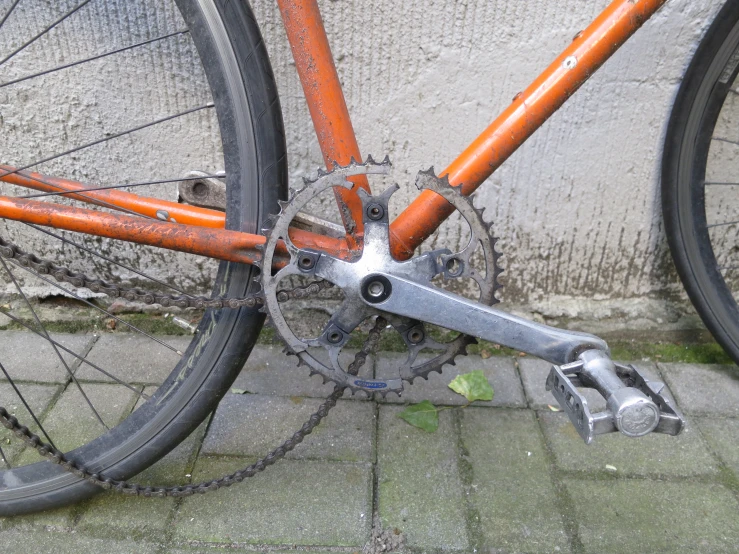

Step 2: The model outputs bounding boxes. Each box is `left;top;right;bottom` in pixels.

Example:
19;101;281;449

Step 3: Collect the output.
16;173;224;200
711;136;739;147
0;444;10;468
0;0;93;67
2;168;158;221
0;360;56;449
707;220;739;229
0;257;108;430
0;0;20;31
0;307;148;400
7;256;184;355
25;224;193;297
0;103;215;180
0;30;189;89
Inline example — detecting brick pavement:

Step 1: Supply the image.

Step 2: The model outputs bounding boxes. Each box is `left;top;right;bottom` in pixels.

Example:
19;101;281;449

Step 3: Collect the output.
0;333;738;553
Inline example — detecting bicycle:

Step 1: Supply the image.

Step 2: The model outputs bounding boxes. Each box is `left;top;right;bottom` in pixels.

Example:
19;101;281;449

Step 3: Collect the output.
0;0;729;515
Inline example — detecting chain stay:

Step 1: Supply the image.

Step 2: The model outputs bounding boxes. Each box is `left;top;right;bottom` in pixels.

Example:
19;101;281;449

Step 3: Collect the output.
0;236;334;309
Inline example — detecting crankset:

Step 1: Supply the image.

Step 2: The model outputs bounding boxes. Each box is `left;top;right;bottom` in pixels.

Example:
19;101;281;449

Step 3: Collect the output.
260;160;686;443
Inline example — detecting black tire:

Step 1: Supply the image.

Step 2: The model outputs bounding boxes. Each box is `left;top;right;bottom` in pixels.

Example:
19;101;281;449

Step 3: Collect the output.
663;0;739;364
0;0;286;515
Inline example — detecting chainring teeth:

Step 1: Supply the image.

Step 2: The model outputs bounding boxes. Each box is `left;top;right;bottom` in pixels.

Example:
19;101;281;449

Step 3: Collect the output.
260;158;502;393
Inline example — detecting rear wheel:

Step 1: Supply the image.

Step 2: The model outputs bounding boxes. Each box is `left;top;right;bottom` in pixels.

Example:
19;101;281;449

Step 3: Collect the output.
0;0;285;514
663;0;739;364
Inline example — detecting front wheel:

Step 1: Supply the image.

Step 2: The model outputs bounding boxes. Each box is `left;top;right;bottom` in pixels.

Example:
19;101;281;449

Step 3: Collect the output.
0;0;286;515
662;0;739;364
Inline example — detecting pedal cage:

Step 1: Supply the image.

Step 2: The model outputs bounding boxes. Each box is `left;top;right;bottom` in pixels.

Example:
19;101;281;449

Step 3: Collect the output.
546;359;685;444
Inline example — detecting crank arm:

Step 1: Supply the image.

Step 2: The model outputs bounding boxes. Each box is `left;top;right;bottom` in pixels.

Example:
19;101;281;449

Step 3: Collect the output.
360;272;606;365
357;272;685;443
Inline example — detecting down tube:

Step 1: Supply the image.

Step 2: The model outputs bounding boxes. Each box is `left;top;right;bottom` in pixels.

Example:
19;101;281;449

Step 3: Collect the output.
389;0;668;260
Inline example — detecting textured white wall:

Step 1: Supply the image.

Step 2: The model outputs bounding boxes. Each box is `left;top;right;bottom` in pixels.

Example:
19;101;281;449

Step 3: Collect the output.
0;0;728;332
250;0;725;331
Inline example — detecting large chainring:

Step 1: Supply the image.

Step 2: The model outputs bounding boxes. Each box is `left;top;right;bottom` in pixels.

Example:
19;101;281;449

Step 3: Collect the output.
259;158;502;396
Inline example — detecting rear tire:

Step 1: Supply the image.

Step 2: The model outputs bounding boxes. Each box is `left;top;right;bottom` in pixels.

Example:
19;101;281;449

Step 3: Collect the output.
0;0;286;515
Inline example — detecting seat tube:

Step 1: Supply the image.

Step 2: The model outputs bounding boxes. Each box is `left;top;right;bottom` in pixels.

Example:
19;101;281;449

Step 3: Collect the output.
277;0;369;246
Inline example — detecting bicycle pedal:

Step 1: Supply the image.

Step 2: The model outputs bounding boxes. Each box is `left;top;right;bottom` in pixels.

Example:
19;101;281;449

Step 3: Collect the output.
545;350;685;444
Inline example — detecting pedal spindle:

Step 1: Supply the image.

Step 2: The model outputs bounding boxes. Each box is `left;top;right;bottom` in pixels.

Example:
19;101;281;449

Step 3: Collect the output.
545;349;685;444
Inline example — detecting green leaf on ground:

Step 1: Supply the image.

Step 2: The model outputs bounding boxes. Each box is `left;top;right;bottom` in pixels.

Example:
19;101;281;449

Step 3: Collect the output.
448;370;494;402
397;400;439;432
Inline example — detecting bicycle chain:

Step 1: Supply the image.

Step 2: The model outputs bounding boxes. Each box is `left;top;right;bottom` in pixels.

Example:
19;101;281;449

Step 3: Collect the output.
0;234;380;497
0;299;385;498
0;235;334;310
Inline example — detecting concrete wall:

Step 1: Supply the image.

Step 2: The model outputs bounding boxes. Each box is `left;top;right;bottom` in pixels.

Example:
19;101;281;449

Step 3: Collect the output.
0;0;728;333
250;0;725;333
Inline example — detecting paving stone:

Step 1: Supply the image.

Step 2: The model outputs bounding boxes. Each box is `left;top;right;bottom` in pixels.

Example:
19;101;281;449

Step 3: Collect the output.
201;394;374;462
171;546;338;554
0;505;78;531
0;383;59;463
376;352;525;407
0;529;159;553
75;422;207;541
519;357;663;411
232;344;374;399
659;363;739;416
539;410;717;477
460;407;569;552
15;383;137;466
77;333;192;384
377;405;469;551
0;331;93;383
696;417;739;476
565;479;739;553
174;457;372;546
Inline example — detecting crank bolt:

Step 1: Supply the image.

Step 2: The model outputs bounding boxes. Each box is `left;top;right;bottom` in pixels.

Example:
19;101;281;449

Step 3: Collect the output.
367;281;385;298
407;328;425;344
366;203;385;221
361;275;392;304
276;291;289;302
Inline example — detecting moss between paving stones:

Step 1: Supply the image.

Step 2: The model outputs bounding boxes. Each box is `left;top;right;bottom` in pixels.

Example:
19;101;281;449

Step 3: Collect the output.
459;407;569;552
174;457;372;547
565;479;739;553
377;406;469;551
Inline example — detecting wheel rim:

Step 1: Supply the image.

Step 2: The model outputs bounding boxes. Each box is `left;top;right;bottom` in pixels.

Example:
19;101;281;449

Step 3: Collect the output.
0;0;263;507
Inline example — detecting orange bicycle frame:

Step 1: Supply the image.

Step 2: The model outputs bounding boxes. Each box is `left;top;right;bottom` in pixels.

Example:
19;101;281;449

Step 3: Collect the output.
0;0;668;266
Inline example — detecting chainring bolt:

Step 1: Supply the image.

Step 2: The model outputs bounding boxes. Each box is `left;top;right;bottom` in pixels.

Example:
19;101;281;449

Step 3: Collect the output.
298;255;316;270
408;328;425;344
327;330;343;344
366;203;385;221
